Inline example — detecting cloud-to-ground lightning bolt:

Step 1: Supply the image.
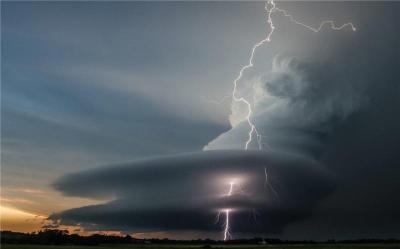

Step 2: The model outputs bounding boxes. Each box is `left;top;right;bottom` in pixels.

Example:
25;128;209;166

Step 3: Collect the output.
223;181;235;241
218;0;355;240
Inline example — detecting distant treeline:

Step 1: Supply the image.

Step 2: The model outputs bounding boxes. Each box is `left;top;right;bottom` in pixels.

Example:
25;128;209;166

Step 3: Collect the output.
1;230;399;245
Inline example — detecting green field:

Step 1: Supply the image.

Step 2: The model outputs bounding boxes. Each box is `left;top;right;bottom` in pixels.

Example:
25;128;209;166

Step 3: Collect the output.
2;244;400;249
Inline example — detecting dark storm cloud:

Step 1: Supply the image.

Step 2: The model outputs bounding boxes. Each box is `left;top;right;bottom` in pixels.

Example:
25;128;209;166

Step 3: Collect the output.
51;150;333;234
205;2;400;239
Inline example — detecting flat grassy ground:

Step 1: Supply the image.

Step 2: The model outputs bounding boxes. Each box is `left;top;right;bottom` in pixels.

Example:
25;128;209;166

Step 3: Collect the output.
2;244;400;249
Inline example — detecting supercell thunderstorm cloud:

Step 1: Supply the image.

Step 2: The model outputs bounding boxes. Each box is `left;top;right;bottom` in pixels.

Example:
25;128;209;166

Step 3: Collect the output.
50;2;400;240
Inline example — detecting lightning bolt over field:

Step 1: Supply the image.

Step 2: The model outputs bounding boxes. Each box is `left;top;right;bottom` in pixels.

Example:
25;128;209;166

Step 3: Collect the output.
223;181;235;241
218;0;355;240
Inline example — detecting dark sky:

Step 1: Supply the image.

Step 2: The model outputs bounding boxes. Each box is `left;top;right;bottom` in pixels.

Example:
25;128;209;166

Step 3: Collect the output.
2;1;400;240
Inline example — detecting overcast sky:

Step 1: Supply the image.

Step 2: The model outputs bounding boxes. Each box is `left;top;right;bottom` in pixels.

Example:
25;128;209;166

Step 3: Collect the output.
1;1;400;240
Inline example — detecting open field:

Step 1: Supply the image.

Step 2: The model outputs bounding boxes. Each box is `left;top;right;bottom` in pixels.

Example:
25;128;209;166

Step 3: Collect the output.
2;244;400;249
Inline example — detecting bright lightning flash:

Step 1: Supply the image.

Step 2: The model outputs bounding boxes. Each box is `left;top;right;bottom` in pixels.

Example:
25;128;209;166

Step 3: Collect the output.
223;181;235;241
